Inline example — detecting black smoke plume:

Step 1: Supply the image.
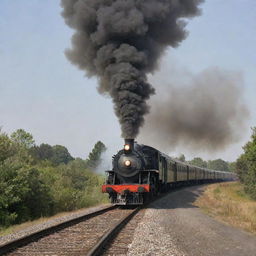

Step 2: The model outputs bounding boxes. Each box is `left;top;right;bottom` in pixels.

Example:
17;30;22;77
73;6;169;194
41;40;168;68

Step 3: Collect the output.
61;0;204;138
140;67;249;152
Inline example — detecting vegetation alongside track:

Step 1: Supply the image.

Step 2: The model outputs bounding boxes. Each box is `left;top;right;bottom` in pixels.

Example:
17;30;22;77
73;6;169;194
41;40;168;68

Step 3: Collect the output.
0;129;108;230
195;182;256;234
1;126;255;233
236;127;256;200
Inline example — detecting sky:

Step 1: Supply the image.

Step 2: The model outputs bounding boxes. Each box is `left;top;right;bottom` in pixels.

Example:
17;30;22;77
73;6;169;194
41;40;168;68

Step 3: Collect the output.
0;0;255;163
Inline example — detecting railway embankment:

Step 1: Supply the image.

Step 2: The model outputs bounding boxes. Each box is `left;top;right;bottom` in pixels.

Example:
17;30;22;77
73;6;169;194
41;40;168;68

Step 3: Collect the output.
195;181;256;234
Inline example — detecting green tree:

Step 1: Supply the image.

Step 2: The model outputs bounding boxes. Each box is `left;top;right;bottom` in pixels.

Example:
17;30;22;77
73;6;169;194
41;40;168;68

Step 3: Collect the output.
51;145;74;165
189;157;207;168
237;127;256;199
29;144;53;162
86;141;107;169
177;154;186;162
21;168;53;219
1;165;53;225
0;129;108;228
0;162;21;226
11;129;35;149
0;132;14;162
228;162;236;173
207;159;229;172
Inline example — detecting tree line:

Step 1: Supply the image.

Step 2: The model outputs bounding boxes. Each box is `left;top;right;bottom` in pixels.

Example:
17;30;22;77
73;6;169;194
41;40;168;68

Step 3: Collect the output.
0;129;107;228
176;155;234;172
177;127;256;200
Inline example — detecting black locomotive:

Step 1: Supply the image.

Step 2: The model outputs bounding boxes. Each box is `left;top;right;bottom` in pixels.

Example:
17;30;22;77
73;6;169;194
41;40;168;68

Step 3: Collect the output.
102;139;235;205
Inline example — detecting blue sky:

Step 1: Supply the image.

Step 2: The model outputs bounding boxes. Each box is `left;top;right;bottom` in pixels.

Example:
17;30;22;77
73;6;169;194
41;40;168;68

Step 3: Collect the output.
0;0;255;162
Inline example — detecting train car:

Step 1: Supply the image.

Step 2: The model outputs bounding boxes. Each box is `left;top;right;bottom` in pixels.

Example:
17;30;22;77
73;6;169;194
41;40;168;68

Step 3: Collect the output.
102;139;236;205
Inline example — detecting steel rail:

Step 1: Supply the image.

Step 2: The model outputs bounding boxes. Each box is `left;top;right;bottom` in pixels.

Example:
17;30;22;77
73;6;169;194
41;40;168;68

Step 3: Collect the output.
87;207;141;256
0;205;117;255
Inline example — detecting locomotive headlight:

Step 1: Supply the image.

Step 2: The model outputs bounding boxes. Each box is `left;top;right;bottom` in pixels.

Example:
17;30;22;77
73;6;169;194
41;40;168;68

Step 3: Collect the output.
124;144;130;151
124;160;131;167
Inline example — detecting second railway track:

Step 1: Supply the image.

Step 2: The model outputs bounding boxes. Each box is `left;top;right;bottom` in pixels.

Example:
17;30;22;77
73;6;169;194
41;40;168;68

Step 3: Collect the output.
1;205;140;256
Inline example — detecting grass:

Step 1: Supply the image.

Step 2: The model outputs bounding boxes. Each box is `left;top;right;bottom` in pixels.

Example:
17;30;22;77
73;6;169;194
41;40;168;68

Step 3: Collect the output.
195;182;256;234
0;203;109;237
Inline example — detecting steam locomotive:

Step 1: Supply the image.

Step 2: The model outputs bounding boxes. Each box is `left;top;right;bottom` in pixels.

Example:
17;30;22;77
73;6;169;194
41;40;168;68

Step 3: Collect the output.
102;139;235;205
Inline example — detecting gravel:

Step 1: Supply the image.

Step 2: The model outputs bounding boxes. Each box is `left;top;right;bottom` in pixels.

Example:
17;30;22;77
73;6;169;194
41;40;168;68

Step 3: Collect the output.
128;186;256;256
127;206;186;256
0;204;110;247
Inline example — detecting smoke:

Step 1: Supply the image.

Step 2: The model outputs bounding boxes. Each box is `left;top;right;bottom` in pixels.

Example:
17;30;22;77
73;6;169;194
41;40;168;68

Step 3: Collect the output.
61;0;204;138
139;67;249;152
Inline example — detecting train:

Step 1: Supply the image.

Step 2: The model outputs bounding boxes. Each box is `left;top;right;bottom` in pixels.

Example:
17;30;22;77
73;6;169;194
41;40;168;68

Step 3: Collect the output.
102;139;236;205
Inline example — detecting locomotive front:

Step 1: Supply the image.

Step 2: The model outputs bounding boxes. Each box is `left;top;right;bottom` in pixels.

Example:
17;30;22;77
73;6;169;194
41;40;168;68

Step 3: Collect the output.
112;139;145;180
102;139;159;205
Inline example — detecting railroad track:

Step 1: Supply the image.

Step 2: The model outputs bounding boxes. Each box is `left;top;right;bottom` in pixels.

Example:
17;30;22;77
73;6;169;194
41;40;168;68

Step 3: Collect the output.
0;205;140;256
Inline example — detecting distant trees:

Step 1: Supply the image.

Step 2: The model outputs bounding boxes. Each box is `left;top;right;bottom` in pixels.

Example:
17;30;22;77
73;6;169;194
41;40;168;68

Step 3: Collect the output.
188;157;207;168
29;143;53;161
29;144;74;166
236;127;256;199
177;154;186;162
0;129;108;229
207;159;230;172
228;162;236;173
181;155;231;172
51;145;74;165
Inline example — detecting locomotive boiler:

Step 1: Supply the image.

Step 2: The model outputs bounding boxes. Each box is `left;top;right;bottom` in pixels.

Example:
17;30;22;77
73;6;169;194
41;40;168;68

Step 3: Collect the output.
102;139;235;205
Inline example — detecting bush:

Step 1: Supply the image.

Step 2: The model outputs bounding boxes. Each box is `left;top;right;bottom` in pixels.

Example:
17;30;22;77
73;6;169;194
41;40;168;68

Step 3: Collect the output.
236;128;256;199
0;129;107;228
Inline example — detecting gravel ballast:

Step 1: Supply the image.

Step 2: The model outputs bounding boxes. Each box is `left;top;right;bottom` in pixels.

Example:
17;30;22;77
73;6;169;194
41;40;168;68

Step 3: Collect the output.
128;185;256;256
127;207;186;256
0;204;110;247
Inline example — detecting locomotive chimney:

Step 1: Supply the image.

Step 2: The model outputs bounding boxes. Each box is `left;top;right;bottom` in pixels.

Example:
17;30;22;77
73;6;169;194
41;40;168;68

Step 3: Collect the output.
124;139;134;152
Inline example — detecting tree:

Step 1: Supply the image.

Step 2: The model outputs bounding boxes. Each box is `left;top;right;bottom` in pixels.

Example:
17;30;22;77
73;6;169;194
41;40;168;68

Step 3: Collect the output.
86;141;107;169
0;164;53;225
29;144;53;162
11;129;35;149
228;162;236;173
0;163;21;226
51;145;74;165
177;154;186;162
237;127;256;199
189;157;207;168
0;132;14;162
21;168;53;219
0;129;108;227
207;159;229;172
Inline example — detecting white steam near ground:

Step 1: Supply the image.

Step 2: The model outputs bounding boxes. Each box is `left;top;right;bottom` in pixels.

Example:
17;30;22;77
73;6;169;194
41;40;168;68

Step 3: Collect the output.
95;149;113;174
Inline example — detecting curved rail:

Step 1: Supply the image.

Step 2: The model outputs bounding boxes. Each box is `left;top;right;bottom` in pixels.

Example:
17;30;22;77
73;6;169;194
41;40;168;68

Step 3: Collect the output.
87;207;140;256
